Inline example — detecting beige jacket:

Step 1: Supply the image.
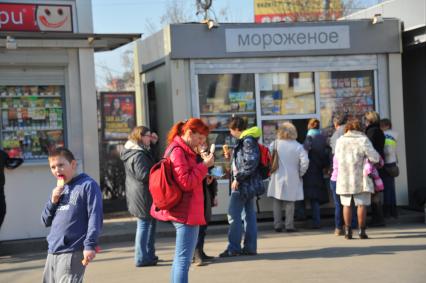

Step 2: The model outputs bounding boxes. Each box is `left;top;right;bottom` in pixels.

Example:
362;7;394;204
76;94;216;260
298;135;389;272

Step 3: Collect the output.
335;131;380;195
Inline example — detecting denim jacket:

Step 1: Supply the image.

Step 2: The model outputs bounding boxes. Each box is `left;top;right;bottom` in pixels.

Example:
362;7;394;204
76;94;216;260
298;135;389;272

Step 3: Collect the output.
232;135;265;200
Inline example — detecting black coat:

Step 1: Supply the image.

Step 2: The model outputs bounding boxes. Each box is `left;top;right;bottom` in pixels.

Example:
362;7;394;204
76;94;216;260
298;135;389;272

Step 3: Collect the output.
121;145;157;219
365;123;385;159
303;134;330;202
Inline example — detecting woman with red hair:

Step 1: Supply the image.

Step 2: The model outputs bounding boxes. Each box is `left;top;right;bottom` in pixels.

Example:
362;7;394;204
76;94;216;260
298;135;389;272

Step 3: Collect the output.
151;118;214;283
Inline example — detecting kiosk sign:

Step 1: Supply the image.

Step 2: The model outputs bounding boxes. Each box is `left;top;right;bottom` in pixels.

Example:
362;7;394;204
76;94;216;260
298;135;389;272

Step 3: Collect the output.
226;26;350;52
0;3;73;32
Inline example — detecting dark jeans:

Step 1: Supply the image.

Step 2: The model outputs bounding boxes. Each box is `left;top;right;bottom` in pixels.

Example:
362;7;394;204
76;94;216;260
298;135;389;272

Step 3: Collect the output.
382;171;397;206
330;181;357;228
196;225;207;250
0;186;5;229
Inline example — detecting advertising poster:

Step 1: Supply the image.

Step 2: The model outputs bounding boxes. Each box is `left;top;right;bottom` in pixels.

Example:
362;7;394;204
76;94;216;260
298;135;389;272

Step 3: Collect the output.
101;92;136;141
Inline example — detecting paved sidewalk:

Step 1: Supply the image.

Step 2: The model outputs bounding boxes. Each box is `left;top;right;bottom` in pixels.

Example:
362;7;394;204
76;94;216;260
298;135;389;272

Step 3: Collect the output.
1;222;426;283
0;207;424;256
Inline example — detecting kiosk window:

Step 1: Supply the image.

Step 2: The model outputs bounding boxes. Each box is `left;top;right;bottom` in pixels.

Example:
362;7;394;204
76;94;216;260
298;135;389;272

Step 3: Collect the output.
0;85;65;160
319;70;375;137
259;72;315;116
198;73;256;180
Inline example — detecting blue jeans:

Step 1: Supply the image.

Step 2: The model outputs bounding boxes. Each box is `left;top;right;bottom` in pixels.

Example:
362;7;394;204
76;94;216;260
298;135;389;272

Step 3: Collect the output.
171;222;199;283
330;181;357;228
135;218;157;266
227;190;257;254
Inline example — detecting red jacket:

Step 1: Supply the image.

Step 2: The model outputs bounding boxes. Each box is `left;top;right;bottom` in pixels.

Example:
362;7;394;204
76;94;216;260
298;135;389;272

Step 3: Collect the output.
150;136;207;225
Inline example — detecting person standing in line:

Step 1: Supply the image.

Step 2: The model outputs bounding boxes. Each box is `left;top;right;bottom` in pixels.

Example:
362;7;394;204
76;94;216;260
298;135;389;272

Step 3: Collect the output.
150;118;214;283
219;116;264;257
193;141;218;266
121;126;159;267
364;111;386;227
380;118;399;218
329;114;357;236
267;122;309;232
41;147;103;283
303;118;330;229
0;149;23;231
334;119;380;239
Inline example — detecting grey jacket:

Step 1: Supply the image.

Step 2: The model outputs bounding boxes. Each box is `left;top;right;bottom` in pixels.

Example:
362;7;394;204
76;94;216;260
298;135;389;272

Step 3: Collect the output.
121;141;157;219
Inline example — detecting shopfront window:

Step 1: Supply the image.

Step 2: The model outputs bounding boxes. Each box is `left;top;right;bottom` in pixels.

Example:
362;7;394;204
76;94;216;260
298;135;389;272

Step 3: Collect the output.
319;70;375;137
0;85;65;160
198;74;256;179
259;72;315;116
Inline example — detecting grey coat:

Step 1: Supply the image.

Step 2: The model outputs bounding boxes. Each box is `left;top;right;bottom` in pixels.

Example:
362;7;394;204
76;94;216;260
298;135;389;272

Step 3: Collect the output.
121;141;157;219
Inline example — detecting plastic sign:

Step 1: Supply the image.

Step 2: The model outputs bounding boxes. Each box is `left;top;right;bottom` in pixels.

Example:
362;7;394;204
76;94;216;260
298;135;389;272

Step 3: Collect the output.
254;0;342;23
0;3;73;32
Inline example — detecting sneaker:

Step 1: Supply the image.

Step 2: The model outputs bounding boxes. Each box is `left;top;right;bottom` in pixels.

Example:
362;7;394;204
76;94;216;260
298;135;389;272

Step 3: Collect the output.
274;228;283;233
286;228;297;233
136;258;158;267
219;250;240;258
334;228;344;236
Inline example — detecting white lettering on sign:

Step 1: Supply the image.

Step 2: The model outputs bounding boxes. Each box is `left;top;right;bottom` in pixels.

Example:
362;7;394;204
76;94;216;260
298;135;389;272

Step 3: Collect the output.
226;26;350;52
0;11;23;28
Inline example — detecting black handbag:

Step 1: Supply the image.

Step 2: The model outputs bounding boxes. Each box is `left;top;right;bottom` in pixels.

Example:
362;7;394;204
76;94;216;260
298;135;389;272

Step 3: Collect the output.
385;164;400;178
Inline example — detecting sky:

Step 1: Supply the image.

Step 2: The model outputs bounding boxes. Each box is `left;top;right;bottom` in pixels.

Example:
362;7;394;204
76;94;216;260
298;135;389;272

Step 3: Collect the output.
92;0;381;89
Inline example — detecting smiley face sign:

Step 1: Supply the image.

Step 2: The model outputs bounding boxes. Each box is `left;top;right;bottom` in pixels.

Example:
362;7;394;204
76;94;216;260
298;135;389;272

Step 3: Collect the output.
36;5;72;32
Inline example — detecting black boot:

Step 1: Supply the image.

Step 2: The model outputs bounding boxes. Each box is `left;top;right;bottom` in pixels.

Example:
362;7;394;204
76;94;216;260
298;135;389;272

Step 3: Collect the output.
193;248;207;266
201;249;214;261
344;226;353;240
358;227;368;239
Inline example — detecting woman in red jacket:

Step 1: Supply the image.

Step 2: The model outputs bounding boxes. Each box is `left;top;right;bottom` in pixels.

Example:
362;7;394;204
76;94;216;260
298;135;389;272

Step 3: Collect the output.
151;118;214;283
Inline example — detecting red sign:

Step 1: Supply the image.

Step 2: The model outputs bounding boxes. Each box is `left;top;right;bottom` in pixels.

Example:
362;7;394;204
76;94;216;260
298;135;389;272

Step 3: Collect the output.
0;3;73;32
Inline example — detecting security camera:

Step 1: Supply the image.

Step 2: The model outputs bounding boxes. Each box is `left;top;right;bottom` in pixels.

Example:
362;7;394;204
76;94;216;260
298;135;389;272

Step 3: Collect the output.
372;14;384;25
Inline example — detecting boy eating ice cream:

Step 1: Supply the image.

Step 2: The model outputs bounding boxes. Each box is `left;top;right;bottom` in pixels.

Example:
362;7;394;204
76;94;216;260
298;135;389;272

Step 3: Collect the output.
41;147;103;283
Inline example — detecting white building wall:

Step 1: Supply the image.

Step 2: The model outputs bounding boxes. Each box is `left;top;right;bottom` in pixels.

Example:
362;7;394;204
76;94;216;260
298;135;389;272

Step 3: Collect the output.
0;0;98;241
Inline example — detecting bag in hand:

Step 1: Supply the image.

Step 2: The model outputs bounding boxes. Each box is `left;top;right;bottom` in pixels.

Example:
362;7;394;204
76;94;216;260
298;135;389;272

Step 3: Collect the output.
270;141;279;174
385;164;400;178
149;146;182;210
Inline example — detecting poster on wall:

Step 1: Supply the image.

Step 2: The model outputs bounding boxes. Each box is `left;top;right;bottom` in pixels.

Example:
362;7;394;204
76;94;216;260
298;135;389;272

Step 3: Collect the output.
101;92;136;141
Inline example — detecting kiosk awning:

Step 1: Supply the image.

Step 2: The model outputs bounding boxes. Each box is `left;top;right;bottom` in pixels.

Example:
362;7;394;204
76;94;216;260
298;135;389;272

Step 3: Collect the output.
0;32;142;52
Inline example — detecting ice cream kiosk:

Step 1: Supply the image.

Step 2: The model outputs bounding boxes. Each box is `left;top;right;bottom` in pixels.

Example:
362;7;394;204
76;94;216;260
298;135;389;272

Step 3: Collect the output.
135;19;407;220
0;0;138;241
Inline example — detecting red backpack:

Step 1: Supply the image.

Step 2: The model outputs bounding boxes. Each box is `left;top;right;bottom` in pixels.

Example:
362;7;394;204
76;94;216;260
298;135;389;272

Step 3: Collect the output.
149;146;182;210
258;143;271;179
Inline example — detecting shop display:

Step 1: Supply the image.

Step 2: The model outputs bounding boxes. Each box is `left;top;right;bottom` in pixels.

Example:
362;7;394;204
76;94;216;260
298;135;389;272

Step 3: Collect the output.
0;85;65;159
319;71;375;137
259;72;315;116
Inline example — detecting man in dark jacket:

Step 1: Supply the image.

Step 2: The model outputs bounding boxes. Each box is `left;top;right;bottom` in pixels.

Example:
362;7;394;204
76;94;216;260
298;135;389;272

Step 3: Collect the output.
364;111;386;227
220;117;264;258
121;126;159;267
0;149;23;230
